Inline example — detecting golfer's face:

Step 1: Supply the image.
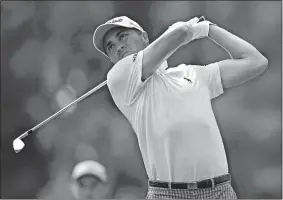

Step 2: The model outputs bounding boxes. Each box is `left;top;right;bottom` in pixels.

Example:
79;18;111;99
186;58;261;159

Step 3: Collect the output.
103;27;148;63
77;175;101;199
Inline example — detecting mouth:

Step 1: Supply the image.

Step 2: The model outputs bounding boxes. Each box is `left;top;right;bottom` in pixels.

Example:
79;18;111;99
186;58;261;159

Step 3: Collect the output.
121;51;130;59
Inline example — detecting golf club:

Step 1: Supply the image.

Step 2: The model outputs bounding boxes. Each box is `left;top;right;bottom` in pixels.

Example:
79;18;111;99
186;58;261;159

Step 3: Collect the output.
12;80;107;153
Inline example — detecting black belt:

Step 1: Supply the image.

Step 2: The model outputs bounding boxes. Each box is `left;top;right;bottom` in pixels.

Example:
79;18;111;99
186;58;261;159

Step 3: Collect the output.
149;174;230;189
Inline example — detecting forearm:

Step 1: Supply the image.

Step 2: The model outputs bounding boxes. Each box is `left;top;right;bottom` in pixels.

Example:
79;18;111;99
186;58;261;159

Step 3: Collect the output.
208;25;266;61
142;23;190;79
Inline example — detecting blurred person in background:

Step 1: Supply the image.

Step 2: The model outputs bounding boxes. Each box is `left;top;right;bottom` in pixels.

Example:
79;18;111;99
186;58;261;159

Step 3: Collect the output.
92;15;268;199
70;160;108;199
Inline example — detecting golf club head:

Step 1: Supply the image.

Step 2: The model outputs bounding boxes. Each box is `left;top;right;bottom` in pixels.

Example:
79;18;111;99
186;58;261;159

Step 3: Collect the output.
13;138;25;153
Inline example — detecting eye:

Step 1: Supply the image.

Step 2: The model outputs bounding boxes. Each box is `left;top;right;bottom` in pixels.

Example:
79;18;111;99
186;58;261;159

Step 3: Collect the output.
107;43;114;52
119;33;127;40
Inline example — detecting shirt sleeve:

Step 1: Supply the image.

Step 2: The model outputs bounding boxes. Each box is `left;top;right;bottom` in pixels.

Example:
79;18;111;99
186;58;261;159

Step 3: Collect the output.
192;62;224;99
107;50;153;106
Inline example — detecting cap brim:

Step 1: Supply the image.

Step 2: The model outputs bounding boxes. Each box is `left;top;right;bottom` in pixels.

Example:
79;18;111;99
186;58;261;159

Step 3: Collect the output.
76;173;105;182
72;170;107;183
71;160;107;182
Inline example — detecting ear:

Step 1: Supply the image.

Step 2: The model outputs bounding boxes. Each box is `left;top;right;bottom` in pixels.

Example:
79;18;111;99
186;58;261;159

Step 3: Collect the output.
141;31;149;45
70;181;79;199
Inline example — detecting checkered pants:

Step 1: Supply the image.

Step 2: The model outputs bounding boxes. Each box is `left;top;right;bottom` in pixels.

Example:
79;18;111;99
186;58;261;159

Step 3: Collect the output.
145;181;237;199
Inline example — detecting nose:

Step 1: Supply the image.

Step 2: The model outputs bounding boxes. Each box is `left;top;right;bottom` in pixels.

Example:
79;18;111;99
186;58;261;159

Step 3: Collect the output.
117;44;125;55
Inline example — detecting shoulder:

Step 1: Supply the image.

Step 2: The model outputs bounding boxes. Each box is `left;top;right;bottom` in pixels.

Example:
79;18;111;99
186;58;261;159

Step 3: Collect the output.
165;63;211;83
108;53;139;79
165;63;198;75
106;51;146;105
182;63;219;76
107;52;141;88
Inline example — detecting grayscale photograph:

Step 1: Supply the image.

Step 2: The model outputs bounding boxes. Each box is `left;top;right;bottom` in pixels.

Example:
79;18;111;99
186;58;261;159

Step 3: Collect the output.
1;1;282;199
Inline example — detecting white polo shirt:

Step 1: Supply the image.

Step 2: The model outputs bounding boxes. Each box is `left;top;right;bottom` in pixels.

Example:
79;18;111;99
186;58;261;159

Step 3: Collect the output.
107;51;228;183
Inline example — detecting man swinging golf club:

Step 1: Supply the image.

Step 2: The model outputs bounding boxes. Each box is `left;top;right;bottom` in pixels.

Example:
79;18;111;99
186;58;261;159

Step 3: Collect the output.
92;15;268;199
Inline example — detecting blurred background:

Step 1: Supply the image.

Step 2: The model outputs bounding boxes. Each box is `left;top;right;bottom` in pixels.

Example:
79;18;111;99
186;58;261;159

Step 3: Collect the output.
1;1;282;199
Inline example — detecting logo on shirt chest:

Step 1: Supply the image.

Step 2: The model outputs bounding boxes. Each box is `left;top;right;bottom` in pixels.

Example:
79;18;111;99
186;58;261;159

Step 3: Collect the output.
184;77;193;83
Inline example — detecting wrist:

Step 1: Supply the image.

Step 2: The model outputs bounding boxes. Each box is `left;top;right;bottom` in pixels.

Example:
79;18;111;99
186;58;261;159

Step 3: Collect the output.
192;21;210;40
208;23;218;38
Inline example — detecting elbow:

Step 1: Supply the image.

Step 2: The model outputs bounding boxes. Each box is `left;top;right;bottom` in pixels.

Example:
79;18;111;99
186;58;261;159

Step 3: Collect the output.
257;55;268;73
250;53;268;74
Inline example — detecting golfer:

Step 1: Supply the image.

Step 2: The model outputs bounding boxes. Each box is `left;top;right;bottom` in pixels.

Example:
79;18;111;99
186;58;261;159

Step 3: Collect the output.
92;16;268;199
70;160;108;199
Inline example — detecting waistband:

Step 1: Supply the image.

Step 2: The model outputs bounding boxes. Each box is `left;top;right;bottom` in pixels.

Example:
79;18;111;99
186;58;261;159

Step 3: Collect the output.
148;174;231;189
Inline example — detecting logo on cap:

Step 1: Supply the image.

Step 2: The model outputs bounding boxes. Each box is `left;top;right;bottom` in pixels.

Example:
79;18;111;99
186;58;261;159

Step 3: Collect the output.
107;18;123;24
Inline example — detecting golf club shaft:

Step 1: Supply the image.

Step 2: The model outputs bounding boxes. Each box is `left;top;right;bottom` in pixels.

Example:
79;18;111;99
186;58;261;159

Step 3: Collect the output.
18;80;107;139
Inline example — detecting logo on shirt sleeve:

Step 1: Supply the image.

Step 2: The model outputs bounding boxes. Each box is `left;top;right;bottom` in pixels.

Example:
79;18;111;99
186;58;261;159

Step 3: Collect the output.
133;53;137;62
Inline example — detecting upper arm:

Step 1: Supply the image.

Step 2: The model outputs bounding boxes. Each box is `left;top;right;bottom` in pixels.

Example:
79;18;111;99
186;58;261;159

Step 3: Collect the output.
192;63;224;99
217;57;268;88
142;24;189;80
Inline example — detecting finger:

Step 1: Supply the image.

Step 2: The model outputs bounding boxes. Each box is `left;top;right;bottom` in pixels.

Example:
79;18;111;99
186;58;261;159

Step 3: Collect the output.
187;17;199;26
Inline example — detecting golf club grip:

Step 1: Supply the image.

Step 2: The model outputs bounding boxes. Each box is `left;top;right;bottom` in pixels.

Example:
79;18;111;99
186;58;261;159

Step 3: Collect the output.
31;80;107;132
198;16;205;22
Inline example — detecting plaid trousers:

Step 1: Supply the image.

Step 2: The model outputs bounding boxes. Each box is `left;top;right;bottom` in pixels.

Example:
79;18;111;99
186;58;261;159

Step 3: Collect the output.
146;181;237;199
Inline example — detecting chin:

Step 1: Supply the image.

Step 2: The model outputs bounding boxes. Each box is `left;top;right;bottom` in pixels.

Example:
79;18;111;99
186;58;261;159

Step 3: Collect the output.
122;52;133;59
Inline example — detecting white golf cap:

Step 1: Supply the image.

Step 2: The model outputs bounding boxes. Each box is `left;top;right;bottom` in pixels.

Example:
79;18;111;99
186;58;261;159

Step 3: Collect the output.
93;16;145;58
71;160;107;182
